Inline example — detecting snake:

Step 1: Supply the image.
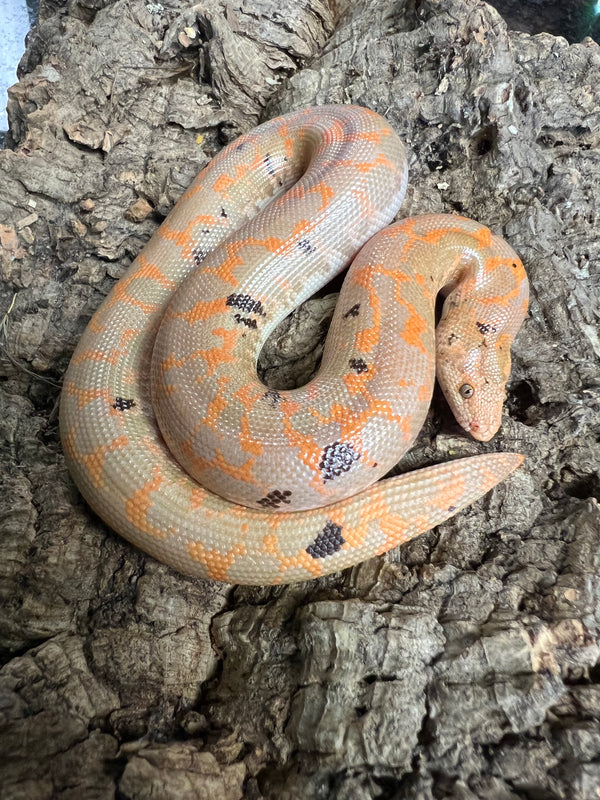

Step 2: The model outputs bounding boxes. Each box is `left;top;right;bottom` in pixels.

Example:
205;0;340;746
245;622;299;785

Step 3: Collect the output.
59;105;529;585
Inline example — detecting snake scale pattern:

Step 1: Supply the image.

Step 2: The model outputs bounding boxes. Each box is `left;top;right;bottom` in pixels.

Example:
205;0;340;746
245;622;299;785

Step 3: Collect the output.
60;105;529;585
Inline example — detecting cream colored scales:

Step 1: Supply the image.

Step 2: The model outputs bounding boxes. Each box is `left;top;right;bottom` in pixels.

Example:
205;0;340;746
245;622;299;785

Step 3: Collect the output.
60;105;528;584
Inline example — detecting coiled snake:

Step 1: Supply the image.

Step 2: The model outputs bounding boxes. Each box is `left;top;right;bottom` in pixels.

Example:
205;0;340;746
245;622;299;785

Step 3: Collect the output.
60;105;528;584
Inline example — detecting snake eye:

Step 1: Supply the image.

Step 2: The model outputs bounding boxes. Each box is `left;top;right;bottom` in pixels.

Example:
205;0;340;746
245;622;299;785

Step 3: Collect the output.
459;383;474;399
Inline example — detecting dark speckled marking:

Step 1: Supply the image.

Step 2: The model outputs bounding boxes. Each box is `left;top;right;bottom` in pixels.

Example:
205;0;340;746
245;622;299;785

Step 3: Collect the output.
319;441;360;481
306;520;345;558
297;239;315;254
476;321;497;335
233;314;257;329
263;153;276;176
349;358;368;374
257;489;292;509
193;248;208;265
226;293;267;317
113;397;136;411
343;303;361;318
263;389;282;407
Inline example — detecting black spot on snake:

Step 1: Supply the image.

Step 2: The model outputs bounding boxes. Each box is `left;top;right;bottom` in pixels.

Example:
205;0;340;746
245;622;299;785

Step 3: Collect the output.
263;153;276;176
226;293;267;317
349;358;368;374
257;489;293;509
263;389;282;407
112;397;136;411
306;521;345;559
221;207;228;218
476;321;497;335
319;441;360;482
193;248;208;265
343;303;361;318
233;314;257;329
297;239;315;254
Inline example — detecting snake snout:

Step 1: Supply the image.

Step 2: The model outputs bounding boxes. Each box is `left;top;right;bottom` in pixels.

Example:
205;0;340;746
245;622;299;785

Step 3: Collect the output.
467;420;494;442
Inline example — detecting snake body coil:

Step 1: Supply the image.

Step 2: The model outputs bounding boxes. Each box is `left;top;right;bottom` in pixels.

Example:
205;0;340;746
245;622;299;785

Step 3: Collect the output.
60;105;528;585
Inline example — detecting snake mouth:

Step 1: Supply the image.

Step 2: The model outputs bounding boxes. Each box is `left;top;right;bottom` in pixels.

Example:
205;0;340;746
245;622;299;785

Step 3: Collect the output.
466;418;498;442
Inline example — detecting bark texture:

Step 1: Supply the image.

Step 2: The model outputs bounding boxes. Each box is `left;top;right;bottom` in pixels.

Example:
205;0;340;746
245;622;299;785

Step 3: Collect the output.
1;0;599;798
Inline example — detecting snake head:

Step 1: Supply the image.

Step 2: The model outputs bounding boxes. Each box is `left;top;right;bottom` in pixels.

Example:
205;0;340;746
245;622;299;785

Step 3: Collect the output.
435;321;513;442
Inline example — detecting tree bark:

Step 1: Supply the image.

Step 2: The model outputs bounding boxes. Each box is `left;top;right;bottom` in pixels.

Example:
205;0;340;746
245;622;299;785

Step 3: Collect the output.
1;0;599;798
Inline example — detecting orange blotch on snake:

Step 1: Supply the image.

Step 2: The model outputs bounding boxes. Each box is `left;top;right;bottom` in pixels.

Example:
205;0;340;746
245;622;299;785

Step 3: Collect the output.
308;180;336;210
133;254;177;289
210;448;260;488
417;381;432;403
430;474;467;513
239;416;264;457
167;297;226;326
212;173;236;194
399;305;428;353
347;152;398;175
71;347;123;367
353;290;382;352
187;540;245;581
376;512;427;553
277;550;325;578
158;215;218;248
64;384;112;410
233;382;264;413
344;128;388;145
262;534;280;555
189;488;206;510
188;329;237;376
78;434;130;489
124;465;166;539
342;369;372;396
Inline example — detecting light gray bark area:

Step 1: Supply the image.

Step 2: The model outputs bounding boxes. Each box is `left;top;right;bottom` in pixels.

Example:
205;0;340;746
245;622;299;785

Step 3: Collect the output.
1;0;599;798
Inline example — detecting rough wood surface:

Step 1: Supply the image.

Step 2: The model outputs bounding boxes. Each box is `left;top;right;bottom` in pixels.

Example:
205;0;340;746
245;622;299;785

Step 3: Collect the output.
1;0;599;798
